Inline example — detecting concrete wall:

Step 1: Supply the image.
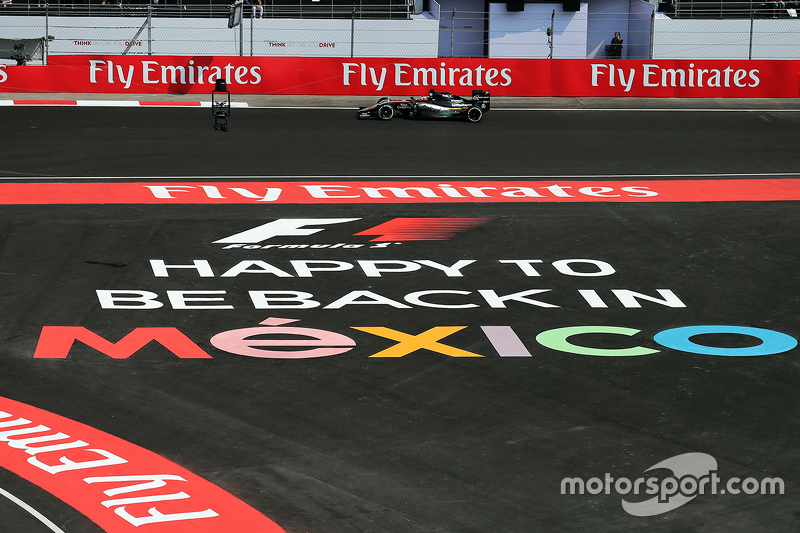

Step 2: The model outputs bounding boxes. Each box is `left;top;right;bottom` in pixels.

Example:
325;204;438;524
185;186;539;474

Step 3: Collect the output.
436;0;485;57
354;19;439;57
653;17;750;58
752;19;800;59
627;0;654;59
488;2;588;59
586;0;629;58
0;15;439;57
652;17;800;59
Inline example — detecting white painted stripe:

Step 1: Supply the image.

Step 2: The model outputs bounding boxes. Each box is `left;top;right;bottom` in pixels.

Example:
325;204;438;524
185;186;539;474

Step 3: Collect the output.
0;99;794;111
493;108;800;112
2;172;800;181
75;100;140;107
0;487;65;533
0;100;248;108
199;102;249;108
251;106;362;110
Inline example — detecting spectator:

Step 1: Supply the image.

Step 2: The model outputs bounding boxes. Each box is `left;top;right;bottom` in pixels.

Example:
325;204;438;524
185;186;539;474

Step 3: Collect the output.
605;31;623;58
610;31;623;57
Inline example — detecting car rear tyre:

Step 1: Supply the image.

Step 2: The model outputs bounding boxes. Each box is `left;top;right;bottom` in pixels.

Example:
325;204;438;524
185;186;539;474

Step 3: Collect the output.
378;104;394;120
467;106;483;123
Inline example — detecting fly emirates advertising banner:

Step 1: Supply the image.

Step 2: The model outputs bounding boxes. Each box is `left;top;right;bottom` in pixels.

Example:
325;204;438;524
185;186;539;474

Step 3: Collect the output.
1;56;799;97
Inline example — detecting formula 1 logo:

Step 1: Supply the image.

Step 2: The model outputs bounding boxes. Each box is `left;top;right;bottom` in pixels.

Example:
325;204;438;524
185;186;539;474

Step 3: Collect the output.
213;218;493;248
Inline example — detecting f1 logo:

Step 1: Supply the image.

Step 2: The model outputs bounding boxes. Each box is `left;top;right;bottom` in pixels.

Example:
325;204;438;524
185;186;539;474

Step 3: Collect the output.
214;217;493;244
214;219;359;244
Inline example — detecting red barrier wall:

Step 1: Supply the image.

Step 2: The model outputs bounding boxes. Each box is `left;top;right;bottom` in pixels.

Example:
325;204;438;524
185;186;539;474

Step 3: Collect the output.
2;55;799;97
0;395;286;533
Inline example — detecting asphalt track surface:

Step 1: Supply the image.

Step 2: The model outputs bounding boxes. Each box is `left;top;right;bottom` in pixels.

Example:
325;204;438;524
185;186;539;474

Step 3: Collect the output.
0;101;799;533
3;101;800;176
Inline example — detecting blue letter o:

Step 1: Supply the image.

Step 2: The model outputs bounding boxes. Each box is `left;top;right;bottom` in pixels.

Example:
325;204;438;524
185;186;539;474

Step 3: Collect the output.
654;325;797;357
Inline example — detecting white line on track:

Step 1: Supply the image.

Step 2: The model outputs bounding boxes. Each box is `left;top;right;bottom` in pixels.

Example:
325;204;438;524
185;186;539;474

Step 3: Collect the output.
493;108;800;112
2;172;800;180
0;100;248;108
3;100;800;112
0;487;65;533
250;106;361;110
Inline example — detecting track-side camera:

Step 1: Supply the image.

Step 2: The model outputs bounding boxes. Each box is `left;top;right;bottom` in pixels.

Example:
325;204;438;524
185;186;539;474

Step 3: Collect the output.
212;78;231;132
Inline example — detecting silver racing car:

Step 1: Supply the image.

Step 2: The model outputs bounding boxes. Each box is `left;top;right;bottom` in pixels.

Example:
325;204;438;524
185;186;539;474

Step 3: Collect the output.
357;89;490;123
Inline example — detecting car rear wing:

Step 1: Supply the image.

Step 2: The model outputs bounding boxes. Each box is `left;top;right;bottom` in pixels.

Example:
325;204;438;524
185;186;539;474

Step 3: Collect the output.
472;90;490;111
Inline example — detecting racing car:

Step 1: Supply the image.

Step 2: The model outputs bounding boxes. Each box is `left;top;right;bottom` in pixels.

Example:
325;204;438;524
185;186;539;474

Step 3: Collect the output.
357;89;490;123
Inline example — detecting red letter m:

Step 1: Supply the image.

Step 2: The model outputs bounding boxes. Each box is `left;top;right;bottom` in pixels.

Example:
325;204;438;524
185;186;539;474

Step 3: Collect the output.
33;327;212;359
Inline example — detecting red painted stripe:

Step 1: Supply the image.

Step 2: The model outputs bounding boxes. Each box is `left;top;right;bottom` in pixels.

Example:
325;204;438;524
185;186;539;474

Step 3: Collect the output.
13;100;78;105
0;395;286;533
355;218;494;241
139;101;202;106
0;179;798;204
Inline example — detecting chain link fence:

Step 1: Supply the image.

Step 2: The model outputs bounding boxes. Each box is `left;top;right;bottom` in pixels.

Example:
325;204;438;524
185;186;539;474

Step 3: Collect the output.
2;3;800;60
0;2;437;58
0;0;415;18
664;0;799;18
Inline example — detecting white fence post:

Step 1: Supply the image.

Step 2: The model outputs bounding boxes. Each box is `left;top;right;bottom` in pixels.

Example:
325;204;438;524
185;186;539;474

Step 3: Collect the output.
351;6;355;57
147;4;152;55
450;8;455;57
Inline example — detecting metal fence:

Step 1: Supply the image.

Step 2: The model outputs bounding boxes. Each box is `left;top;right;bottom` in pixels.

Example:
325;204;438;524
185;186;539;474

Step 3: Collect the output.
2;6;800;59
665;0;799;19
0;0;415;19
0;2;435;59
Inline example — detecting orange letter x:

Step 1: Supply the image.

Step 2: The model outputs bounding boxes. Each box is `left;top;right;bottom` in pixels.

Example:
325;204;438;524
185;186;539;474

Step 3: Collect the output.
352;326;484;358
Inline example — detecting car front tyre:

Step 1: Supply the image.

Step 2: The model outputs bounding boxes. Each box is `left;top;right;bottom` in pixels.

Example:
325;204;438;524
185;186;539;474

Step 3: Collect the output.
378;104;394;120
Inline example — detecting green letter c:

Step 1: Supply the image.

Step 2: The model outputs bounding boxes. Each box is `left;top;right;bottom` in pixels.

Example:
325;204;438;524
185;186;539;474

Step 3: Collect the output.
535;326;659;357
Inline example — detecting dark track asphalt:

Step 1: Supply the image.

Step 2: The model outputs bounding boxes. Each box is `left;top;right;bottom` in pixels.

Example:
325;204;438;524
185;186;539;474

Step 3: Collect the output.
0;105;798;533
1;106;800;176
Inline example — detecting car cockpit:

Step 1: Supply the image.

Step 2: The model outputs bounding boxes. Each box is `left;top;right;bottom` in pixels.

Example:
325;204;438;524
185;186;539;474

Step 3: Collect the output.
427;90;465;107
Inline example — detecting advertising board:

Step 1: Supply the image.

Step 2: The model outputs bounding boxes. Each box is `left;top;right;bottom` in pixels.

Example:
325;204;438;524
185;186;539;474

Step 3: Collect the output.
2;55;798;96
